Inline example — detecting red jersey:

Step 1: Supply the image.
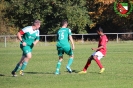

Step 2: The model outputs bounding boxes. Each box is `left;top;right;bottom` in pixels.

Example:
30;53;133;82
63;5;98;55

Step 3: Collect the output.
98;35;108;56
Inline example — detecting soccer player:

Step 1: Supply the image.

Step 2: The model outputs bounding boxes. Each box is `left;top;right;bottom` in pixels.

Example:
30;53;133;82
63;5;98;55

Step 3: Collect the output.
55;20;75;74
11;20;41;77
79;27;108;74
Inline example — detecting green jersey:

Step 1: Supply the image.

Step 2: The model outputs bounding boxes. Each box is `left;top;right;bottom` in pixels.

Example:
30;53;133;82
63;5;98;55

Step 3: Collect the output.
21;26;40;46
56;28;72;47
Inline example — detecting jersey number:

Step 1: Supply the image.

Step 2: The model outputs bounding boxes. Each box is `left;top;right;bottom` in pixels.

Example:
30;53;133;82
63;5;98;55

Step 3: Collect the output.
59;32;64;40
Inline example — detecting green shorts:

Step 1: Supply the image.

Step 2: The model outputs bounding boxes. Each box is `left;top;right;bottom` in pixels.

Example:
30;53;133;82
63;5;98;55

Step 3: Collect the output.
57;46;73;56
20;44;33;56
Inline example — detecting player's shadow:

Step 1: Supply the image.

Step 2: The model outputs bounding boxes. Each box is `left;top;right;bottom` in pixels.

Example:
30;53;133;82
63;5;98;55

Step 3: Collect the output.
72;70;80;73
71;70;99;74
65;70;79;73
25;72;45;74
25;70;99;75
25;70;81;75
0;74;5;76
89;72;100;74
25;72;54;75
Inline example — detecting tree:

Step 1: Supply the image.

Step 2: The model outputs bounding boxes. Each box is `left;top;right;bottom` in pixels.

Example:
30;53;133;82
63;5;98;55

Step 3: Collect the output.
0;0;9;34
86;0;133;33
5;0;92;34
2;0;133;35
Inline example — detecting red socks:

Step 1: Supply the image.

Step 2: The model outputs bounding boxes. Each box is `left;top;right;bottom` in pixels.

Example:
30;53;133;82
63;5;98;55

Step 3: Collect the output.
83;59;92;71
94;58;103;69
83;57;103;71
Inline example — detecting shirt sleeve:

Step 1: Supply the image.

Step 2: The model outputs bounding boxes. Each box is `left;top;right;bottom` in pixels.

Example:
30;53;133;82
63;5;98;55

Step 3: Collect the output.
68;28;72;36
35;30;40;40
19;30;24;35
19;26;31;35
21;26;30;33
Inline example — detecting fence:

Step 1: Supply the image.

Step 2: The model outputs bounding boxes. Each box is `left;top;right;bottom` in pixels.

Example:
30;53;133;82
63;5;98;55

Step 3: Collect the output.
0;33;133;47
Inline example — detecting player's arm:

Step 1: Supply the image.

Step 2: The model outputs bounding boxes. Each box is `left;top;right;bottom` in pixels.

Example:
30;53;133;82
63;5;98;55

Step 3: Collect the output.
33;40;39;46
92;36;106;51
92;45;104;51
17;30;26;46
69;35;75;50
17;30;24;42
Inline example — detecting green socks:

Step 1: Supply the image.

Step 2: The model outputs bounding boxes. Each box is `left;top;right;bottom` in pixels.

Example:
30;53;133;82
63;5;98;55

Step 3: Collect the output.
67;58;73;67
13;63;20;72
55;61;61;74
17;65;21;71
20;62;28;71
13;62;28;72
55;58;73;74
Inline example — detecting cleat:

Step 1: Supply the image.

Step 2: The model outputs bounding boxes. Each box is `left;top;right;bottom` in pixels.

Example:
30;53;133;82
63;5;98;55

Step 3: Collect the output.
66;66;72;73
55;69;60;75
78;70;87;74
11;71;17;77
20;70;24;76
99;68;105;74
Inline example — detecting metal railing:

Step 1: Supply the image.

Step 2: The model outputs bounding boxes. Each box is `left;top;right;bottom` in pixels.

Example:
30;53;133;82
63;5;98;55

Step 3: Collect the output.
0;32;133;47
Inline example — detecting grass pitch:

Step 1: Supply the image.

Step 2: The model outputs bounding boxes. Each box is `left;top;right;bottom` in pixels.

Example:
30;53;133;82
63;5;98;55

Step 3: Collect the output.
0;41;133;88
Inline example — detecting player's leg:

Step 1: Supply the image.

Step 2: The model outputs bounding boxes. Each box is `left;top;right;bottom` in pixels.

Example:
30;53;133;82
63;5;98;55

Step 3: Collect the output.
83;56;93;71
19;46;32;75
78;56;93;74
11;45;26;77
55;47;63;74
11;55;25;77
93;51;105;73
19;52;32;75
55;56;63;74
64;46;74;73
66;55;73;73
93;55;103;69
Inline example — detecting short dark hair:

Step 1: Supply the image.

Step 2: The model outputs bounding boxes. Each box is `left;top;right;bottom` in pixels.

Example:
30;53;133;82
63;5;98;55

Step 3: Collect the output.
33;19;41;25
96;27;103;32
60;20;68;26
